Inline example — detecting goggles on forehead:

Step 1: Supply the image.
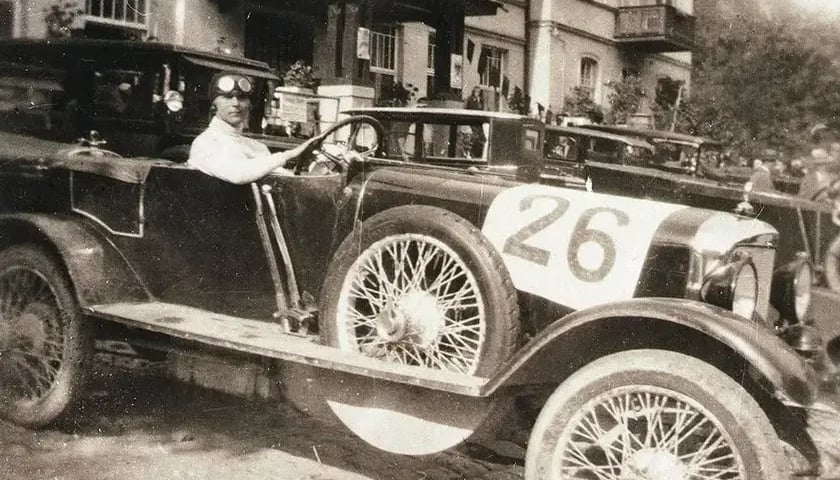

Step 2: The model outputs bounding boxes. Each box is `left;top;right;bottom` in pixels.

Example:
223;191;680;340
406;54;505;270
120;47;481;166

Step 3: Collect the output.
214;75;253;96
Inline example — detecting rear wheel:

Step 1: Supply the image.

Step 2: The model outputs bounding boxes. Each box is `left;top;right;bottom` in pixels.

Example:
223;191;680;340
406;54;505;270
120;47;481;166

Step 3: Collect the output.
526;349;788;480
0;245;92;427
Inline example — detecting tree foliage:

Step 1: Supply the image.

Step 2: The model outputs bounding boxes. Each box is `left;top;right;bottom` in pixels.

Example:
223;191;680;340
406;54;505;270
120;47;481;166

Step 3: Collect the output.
684;0;840;156
605;75;646;125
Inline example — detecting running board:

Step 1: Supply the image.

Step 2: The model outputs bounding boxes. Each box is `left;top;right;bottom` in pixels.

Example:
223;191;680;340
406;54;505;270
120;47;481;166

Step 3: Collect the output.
86;302;487;396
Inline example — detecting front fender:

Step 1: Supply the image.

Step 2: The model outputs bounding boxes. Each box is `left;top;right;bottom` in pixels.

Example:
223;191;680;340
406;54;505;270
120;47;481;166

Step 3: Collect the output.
483;298;817;406
0;213;151;306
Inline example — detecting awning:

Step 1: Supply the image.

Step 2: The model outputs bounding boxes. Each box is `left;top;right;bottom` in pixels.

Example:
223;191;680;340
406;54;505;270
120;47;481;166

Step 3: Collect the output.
182;55;280;81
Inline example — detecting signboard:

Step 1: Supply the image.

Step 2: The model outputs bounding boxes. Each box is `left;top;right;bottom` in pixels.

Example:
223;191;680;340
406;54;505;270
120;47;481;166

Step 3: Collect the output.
357;27;371;60
276;91;309;123
450;54;463;89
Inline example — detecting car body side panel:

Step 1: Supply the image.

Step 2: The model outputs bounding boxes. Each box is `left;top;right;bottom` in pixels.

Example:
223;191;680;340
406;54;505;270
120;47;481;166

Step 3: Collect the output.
483;297;817;406
0;213;150;305
107;166;279;319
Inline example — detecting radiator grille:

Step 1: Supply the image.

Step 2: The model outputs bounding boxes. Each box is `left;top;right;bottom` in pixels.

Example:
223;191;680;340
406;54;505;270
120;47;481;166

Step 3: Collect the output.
733;245;775;324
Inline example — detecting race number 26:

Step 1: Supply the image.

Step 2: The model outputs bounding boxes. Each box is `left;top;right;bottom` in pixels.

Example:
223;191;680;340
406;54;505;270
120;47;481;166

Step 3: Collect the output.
502;194;630;282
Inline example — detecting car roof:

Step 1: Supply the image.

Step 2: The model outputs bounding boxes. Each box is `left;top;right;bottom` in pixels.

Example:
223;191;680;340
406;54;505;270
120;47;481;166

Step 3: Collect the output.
0;38;277;78
583;124;722;147
546;125;654;150
344;107;532;121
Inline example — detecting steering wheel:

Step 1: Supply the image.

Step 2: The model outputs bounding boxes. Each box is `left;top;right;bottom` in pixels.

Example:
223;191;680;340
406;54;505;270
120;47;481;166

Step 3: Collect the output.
294;115;385;175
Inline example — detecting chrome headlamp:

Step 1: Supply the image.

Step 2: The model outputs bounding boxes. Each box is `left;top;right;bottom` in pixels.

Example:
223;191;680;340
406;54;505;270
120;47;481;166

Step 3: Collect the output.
701;254;758;320
771;254;812;325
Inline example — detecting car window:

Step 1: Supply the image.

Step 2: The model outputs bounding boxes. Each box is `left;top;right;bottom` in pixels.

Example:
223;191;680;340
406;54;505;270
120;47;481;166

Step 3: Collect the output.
588;138;622;163
423;121;488;162
92;69;143;118
378;120;416;160
545;133;579;162
0;66;65;134
524;127;540;151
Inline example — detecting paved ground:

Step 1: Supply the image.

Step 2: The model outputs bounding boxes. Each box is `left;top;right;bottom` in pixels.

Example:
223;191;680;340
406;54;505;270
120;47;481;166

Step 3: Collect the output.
1;363;840;479
0;369;524;480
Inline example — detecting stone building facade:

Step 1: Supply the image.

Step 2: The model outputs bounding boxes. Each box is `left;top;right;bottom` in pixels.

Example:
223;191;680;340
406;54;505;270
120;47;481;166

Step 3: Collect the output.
2;0;693;117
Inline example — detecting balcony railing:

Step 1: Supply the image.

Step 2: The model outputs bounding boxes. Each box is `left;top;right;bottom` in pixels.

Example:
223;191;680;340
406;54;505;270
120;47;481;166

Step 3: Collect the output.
615;4;695;52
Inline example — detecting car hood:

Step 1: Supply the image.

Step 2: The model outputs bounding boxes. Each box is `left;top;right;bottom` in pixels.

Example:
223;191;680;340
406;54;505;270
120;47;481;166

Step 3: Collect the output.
479;183;776;310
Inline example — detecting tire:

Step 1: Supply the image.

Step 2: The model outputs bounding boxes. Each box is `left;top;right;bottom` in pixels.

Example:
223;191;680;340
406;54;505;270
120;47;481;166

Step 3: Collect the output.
823;234;840;292
0;244;92;427
526;349;789;480
319;205;519;376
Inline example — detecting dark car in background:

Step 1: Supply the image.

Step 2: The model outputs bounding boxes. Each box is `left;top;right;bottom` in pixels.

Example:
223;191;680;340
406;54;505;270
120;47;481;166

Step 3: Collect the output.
542;124;655;179
0;38;301;160
583;124;802;193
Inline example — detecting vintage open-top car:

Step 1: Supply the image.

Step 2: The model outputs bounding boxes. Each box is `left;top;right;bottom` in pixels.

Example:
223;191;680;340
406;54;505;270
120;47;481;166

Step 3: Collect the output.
0;114;835;479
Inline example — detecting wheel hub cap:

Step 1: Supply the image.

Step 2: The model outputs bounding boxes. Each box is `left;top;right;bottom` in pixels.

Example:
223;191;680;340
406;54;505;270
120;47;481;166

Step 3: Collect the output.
383;290;443;348
628;449;688;480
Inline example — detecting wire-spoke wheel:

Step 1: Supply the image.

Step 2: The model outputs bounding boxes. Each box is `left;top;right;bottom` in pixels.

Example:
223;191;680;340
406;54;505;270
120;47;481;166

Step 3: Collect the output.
0;245;91;427
337;234;486;374
321;206;519;377
527;350;789;480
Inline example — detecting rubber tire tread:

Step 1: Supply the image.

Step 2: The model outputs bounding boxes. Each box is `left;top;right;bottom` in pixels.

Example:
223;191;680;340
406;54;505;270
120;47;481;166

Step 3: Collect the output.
0;244;93;428
319;205;520;377
526;349;790;480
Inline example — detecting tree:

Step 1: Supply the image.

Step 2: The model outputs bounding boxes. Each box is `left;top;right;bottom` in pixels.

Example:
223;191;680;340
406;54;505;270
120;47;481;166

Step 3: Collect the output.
686;0;840;156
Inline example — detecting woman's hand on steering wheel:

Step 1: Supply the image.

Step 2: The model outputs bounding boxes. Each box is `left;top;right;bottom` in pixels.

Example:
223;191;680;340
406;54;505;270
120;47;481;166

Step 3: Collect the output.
293;115;386;175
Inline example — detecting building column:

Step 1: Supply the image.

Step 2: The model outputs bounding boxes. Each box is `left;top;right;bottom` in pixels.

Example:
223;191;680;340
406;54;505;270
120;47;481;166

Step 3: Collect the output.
429;0;465;104
527;20;565;114
314;0;375;117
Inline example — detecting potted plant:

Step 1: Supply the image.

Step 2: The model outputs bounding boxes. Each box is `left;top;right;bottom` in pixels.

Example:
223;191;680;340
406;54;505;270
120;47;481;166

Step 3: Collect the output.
280;61;317;93
377;81;418;107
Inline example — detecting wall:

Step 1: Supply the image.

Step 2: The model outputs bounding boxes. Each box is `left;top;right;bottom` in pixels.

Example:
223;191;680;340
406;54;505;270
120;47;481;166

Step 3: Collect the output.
528;0;693;116
150;0;244;55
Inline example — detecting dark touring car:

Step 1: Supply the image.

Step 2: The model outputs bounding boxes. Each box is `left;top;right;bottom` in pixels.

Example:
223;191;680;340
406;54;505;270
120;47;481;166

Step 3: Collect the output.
0;38;301;160
0;114;835;479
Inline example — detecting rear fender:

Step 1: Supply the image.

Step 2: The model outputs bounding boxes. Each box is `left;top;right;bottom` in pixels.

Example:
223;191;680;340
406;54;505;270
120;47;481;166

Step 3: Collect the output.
485;298;817;406
0;214;150;306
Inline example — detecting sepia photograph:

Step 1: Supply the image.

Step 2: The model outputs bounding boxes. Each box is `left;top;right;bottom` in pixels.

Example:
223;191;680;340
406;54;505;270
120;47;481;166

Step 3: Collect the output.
1;0;840;478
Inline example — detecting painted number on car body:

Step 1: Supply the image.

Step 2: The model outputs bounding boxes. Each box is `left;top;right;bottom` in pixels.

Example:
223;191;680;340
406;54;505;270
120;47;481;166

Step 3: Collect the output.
483;184;685;310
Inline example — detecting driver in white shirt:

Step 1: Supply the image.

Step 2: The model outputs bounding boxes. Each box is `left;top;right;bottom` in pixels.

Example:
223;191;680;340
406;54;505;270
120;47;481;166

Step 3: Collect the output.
188;72;320;184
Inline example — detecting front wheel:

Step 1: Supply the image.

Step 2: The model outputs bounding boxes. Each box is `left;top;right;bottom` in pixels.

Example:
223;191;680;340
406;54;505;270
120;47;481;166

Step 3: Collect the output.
526;349;789;480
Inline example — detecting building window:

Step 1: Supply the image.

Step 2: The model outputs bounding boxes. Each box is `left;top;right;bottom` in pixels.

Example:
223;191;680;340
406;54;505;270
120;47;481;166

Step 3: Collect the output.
85;0;148;29
370;25;398;73
580;56;599;96
478;45;506;88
